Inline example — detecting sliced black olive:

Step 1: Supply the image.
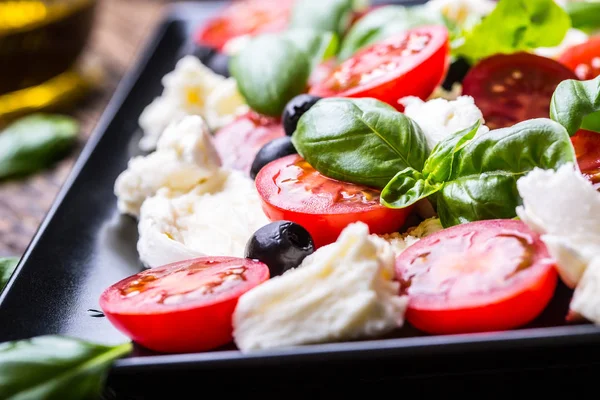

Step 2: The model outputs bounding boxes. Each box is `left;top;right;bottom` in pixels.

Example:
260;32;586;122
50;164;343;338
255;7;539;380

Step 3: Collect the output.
250;136;297;179
282;94;322;136
441;57;471;90
245;221;315;277
206;52;231;77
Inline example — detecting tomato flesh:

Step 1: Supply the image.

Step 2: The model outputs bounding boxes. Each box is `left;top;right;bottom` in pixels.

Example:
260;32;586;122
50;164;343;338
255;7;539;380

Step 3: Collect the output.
462;52;578;130
255;154;413;248
100;257;269;353
309;26;449;110
559;36;600;80
213;111;285;175
396;219;557;335
572;129;600;188
194;0;294;51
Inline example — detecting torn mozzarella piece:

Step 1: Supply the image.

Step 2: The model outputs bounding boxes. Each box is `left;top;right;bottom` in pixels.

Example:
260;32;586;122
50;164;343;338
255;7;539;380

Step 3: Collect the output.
516;164;600;289
535;28;589;59
138;55;248;149
570;258;600;324
400;95;489;149
137;170;269;268
375;217;444;257
425;0;495;26
233;222;408;352
114;116;222;217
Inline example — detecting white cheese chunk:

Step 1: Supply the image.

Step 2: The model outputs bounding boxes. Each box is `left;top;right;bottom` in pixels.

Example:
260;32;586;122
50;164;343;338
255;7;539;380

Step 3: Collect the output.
534;28;589;60
516;164;600;289
569;258;600;324
138;55;248;150
400;95;490;149
375;217;444;257
137;169;270;268
425;0;496;26
232;222;408;352
114;115;222;217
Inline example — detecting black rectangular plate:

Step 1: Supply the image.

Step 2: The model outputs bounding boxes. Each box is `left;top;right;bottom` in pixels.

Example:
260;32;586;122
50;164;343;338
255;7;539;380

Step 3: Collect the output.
2;1;600;396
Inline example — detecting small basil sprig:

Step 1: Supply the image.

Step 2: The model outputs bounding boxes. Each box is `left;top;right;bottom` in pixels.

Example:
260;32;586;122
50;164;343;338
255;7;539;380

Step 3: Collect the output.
0;257;19;292
565;1;600;33
0;335;132;400
230;30;338;117
292;97;429;188
338;5;444;61
454;0;571;63
550;75;600;136
382;119;576;227
289;0;359;38
0;114;78;179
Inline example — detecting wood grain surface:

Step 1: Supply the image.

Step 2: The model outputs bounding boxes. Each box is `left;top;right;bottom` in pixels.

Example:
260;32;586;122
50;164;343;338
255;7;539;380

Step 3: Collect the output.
0;0;171;257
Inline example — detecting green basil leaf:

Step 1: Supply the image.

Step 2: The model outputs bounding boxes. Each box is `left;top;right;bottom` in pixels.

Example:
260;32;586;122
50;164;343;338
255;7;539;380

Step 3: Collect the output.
454;0;571;63
283;29;339;70
422;120;481;183
289;0;358;37
550;75;600;136
453;119;576;178
292;97;429;188
0;257;19;291
381;168;442;208
0;336;132;400
565;1;600;33
437;172;520;227
0;114;78;179
230;34;311;117
338;5;444;61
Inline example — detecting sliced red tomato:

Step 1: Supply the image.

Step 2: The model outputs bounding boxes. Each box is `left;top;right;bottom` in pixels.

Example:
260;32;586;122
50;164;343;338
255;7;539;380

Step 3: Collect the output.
572;129;600;188
213;111;285;175
194;0;294;51
462;52;578;130
558;36;600;80
255;154;413;248
309;26;450;110
395;219;558;335
100;257;269;353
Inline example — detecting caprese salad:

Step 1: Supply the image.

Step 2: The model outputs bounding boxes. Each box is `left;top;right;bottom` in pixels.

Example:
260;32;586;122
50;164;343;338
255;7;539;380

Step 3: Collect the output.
106;0;600;354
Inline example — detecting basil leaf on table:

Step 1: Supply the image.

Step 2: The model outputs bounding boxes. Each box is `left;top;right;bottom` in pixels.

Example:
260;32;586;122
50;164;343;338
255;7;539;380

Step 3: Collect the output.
0;257;19;291
289;0;358;38
550;75;600;135
292;97;429;188
0;114;78;179
338;5;444;61
565;1;600;33
0;335;132;400
454;0;571;63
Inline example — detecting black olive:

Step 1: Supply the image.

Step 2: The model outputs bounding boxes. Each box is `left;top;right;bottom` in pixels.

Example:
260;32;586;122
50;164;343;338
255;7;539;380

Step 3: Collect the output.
282;94;322;136
441;57;471;90
250;136;297;179
245;221;315;277
206;52;231;77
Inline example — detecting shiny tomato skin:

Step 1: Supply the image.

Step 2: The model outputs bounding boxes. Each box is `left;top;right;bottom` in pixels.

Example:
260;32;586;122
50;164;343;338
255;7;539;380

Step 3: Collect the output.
396;219;558;335
255;154;413;248
100;257;269;353
309;26;450;110
194;0;294;51
213;111;285;175
571;129;600;187
462;52;577;130
558;36;600;80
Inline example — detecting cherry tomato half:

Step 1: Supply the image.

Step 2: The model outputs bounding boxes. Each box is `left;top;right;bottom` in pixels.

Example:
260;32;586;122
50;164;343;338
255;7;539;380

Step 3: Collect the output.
255;154;413;248
309;26;449;110
572;129;600;188
559;36;600;80
396;219;557;335
100;257;269;353
194;0;294;51
213;111;285;175
462;52;577;130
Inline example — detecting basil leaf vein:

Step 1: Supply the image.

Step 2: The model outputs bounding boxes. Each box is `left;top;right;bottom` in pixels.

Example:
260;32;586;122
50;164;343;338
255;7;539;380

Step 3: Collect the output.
550;75;600;136
0;336;132;400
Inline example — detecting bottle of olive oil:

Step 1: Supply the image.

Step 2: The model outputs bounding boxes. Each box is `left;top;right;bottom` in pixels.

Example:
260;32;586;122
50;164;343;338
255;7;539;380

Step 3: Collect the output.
0;0;98;125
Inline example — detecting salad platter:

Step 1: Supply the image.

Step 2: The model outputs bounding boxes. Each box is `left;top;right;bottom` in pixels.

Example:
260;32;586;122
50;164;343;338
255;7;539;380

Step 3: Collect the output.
2;0;600;396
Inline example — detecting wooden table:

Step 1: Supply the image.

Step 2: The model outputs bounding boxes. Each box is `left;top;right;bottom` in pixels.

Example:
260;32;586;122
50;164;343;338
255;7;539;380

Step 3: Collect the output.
0;0;170;257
